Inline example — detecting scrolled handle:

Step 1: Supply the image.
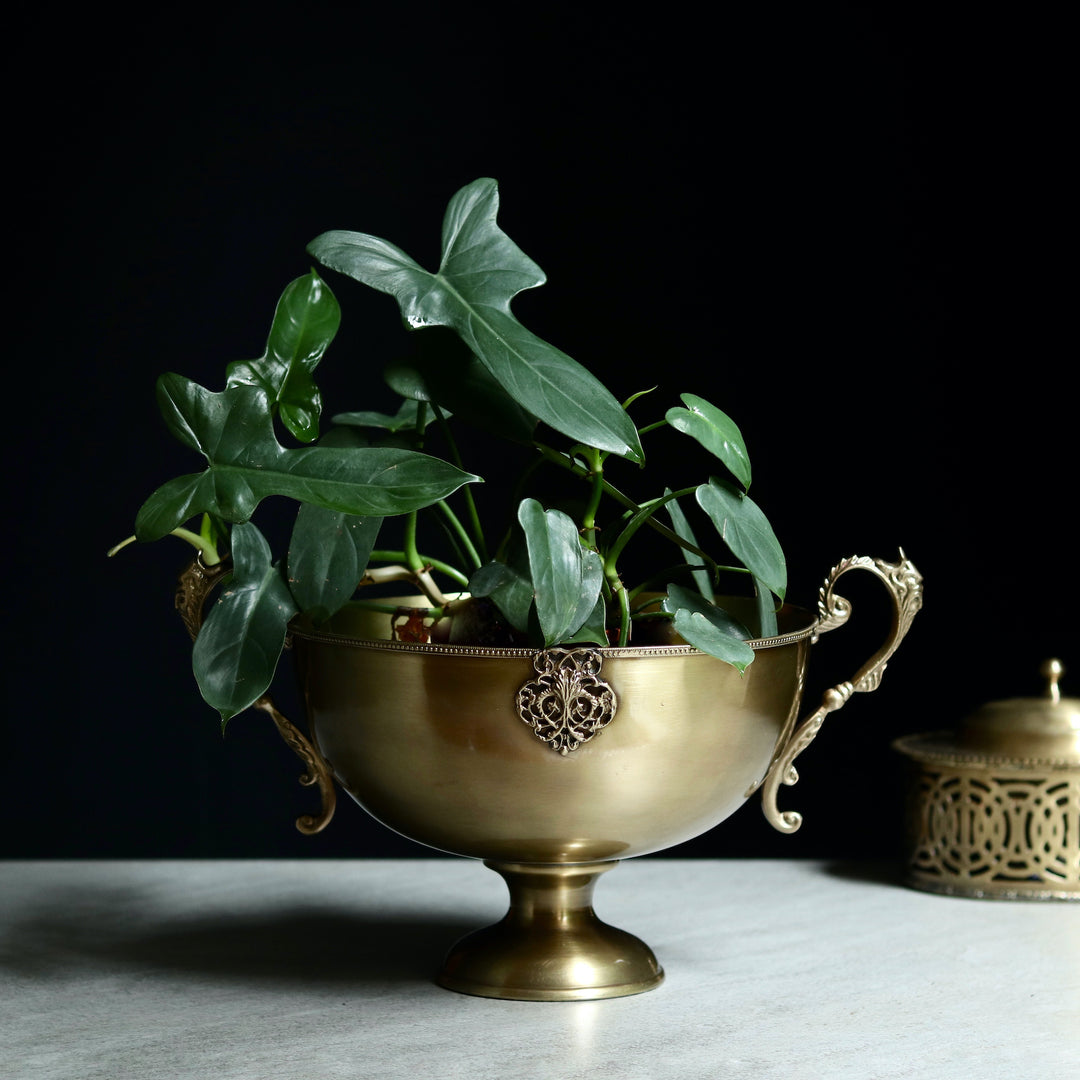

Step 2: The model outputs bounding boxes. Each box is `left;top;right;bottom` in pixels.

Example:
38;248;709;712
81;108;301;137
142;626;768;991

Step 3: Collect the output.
760;551;923;833
175;556;337;835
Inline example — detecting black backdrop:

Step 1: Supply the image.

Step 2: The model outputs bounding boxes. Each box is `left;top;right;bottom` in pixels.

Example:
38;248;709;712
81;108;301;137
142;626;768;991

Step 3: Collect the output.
6;8;1073;862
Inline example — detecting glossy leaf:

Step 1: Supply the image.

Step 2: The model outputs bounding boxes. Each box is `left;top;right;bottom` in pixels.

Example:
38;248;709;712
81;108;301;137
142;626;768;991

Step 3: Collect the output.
517;498;604;646
665;490;713;601
662;584;750;636
287;505;381;623
333;399;440;433
666;394;751;491
672;610;756;672
385;332;538;444
135;376;481;541
696;479;787;601
468;557;534;634
560;595;609;647
661;584;755;670
192;522;298;725
225;271;340;443
308;178;643;461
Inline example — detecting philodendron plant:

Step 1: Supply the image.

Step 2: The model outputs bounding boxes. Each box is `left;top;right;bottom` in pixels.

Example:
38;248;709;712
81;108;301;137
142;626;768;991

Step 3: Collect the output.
114;178;787;725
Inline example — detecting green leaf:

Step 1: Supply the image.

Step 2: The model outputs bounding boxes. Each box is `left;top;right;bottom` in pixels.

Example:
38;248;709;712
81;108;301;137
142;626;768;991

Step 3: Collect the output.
696;479;786;601
666;394;752;491
672;610;756;672
135;376;481;541
333;398;441;433
468;557;535;634
517;498;604;646
661;583;751;639
192;522;298;725
386;332;538;444
560;594;609;647
308;178;643;462
662;583;755;670
225;270;341;443
665;490;713;601
287;505;382;623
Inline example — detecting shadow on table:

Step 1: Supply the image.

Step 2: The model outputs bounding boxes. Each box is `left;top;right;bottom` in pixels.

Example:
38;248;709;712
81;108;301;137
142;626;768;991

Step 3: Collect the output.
821;860;906;888
0;888;478;987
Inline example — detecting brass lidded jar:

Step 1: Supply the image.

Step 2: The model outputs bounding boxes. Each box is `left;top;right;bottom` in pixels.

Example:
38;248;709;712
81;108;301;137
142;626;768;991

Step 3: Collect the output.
894;659;1080;900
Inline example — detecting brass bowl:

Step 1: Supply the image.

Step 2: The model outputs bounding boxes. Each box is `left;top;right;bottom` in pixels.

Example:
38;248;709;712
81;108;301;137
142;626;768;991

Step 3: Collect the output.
191;552;922;1000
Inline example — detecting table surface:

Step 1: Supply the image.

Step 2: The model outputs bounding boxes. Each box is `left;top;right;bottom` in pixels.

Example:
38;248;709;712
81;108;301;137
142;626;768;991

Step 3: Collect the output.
1;858;1076;1080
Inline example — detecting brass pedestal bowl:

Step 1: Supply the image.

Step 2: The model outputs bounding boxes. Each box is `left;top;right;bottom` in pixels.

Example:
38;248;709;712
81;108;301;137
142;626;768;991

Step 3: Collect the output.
276;553;922;1000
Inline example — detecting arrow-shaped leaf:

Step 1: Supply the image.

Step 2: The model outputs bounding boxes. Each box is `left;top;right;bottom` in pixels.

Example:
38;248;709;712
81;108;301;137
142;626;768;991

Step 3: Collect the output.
308;178;643;462
135;375;480;541
192;522;298;725
696;478;787;602
518;498;605;646
225;270;341;443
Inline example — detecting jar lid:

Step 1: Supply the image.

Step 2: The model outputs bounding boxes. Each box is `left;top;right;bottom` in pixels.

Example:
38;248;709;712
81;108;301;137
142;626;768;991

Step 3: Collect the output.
959;659;1080;763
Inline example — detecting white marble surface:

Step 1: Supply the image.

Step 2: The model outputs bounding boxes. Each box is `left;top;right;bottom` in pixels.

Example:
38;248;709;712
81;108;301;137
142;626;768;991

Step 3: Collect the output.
1;858;1076;1079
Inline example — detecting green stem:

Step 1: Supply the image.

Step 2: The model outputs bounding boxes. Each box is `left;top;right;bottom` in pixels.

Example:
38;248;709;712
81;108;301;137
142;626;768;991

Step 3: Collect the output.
580;447;604;551
368;550;470;587
636;419;669;438
606;487;697;570
437;500;483;570
432;402;489;564
107;528;221;565
402;513;425;574
534;442;715;569
608;568;631;647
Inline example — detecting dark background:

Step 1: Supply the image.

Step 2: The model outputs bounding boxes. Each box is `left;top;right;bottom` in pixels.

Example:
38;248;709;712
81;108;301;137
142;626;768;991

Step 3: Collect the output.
6;8;1073;862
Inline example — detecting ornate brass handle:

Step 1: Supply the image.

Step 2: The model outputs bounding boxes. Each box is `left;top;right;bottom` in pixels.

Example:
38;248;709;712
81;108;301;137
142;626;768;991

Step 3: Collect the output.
175;556;337;835
760;551;923;833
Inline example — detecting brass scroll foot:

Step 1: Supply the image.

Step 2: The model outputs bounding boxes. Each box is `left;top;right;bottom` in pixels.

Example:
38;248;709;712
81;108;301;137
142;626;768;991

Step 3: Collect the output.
761;551;924;833
176;555;337;835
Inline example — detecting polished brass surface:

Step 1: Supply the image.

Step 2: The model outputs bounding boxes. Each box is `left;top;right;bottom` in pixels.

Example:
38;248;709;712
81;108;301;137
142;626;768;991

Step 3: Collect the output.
292;598;815;866
290;552;922;999
438;861;663;1000
895;659;1080;900
175;556;338;834
761;552;924;832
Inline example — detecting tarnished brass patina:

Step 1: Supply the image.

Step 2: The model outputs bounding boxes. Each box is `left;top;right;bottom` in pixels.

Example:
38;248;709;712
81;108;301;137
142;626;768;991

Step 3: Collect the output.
280;552;921;1000
895;659;1080;900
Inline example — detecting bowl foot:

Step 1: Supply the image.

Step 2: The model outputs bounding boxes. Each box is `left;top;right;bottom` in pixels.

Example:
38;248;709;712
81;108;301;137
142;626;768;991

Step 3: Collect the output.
437;860;664;1001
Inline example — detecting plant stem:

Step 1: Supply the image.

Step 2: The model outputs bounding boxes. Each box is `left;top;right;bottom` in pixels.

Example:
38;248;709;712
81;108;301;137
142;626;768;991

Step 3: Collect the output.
402;511;423;572
368;550;469;587
535;442;719;571
608;568;631;646
437;501;483;570
580;447;604;551
432;402;489;564
106;528;221;565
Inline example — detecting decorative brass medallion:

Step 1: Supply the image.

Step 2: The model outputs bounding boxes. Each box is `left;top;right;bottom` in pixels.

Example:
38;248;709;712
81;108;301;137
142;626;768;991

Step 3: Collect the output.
516;648;618;754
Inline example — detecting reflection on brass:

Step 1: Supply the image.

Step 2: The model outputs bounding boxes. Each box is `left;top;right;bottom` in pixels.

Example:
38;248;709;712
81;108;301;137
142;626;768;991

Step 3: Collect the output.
439;861;663;1001
174;556;337;835
285;558;919;999
761;552;924;833
895;659;1079;900
516;647;617;754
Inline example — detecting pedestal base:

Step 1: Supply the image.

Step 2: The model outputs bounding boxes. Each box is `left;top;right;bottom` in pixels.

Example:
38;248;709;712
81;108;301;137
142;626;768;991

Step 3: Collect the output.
437;860;664;1001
